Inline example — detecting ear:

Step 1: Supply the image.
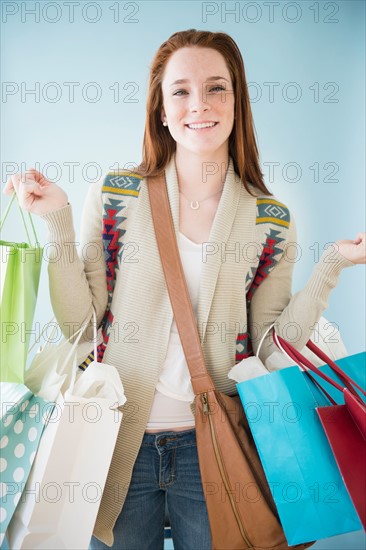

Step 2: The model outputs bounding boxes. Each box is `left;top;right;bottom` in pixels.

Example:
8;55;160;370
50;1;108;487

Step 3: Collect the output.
160;108;166;124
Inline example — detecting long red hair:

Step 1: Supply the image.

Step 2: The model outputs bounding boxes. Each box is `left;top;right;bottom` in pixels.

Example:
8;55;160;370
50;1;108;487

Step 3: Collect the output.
134;29;271;196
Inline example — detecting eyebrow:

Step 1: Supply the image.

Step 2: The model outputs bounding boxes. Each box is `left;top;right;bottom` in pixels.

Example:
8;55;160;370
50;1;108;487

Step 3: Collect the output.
169;76;229;87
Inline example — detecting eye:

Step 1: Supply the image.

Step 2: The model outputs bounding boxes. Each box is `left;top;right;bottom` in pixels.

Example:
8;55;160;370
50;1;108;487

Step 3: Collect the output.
172;89;188;96
208;85;226;93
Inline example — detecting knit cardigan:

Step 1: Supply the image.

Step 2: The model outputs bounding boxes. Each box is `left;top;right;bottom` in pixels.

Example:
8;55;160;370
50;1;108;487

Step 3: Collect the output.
41;152;353;546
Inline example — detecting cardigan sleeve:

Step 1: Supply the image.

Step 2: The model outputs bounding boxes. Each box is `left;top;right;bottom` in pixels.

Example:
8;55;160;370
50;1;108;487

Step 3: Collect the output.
40;178;108;342
249;212;355;365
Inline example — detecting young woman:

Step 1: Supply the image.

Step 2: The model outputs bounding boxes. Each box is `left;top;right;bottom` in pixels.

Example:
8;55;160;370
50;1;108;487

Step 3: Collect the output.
4;29;365;550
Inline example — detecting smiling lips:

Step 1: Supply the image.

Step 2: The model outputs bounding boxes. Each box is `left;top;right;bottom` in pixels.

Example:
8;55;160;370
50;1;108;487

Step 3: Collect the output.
185;121;218;130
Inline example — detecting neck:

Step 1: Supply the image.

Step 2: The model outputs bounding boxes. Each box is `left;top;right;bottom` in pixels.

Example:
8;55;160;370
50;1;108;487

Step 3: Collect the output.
174;147;229;197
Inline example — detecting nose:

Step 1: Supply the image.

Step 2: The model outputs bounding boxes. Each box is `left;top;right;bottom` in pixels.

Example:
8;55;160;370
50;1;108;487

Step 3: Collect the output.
189;89;211;113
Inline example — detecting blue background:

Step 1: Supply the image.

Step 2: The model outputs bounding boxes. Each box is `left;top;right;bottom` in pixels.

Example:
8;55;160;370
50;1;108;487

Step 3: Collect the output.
1;1;365;548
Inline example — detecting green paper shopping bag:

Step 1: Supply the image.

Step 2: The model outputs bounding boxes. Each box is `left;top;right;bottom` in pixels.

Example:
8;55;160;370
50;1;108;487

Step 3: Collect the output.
0;193;42;383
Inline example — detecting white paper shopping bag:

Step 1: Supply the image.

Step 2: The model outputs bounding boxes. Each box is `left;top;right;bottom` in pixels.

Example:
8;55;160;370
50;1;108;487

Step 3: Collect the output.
7;310;126;550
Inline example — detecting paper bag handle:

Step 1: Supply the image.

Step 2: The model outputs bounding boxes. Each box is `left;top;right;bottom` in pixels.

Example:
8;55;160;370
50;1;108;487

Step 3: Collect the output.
274;331;365;405
0;191;39;246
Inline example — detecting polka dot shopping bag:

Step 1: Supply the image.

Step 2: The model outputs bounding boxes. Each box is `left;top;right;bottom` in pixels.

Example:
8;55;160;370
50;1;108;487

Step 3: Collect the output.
0;384;51;547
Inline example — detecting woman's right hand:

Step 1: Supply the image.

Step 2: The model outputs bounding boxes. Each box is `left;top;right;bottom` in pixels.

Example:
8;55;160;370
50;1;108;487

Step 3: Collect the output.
3;168;69;216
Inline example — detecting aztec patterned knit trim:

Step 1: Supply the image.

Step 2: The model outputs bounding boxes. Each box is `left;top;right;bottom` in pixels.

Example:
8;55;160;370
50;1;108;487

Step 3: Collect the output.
235;198;290;362
256;198;290;228
79;171;143;369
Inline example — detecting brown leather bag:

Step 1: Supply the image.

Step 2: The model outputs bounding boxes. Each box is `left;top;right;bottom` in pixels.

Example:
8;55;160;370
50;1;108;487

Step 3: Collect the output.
147;173;316;550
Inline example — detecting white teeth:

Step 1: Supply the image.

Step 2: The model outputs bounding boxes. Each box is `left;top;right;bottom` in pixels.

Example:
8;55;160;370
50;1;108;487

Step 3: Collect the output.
187;122;217;129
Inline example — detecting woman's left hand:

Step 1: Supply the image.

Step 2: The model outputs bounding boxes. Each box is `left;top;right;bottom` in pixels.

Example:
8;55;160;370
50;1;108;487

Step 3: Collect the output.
336;232;366;264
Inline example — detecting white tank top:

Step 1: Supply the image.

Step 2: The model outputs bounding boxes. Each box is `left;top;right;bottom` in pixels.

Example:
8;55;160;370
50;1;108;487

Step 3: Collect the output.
145;231;203;430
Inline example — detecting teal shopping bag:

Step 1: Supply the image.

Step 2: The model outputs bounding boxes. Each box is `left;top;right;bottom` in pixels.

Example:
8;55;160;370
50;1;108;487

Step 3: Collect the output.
0;193;42;383
302;351;366;407
276;339;366;531
0;383;53;546
236;359;364;545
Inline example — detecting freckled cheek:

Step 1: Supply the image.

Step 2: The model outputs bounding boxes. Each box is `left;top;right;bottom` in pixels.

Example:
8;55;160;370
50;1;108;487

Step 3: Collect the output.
214;97;234;115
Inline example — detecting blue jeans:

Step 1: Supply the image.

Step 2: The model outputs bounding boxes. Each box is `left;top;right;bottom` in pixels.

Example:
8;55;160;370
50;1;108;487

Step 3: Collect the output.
89;428;212;550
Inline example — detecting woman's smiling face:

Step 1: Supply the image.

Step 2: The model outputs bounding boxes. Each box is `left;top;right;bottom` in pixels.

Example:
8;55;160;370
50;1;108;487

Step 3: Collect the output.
160;47;235;157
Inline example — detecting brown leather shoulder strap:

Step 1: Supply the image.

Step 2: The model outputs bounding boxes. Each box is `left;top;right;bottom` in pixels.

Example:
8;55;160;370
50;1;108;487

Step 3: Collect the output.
147;173;215;394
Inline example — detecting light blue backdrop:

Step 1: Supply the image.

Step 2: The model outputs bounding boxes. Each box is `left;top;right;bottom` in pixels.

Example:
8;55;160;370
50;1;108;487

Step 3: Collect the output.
1;1;365;548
